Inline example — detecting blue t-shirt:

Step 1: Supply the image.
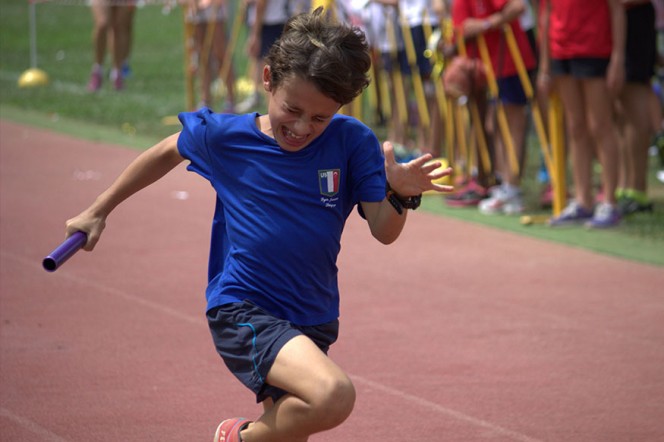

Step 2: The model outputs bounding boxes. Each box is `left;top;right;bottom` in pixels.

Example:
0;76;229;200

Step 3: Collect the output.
177;109;386;326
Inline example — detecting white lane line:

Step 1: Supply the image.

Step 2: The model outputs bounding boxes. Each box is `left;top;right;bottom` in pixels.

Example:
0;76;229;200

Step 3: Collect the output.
2;252;539;440
1;407;69;442
352;375;543;442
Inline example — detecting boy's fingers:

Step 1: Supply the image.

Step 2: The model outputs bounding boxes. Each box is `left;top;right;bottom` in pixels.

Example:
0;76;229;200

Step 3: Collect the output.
382;141;396;165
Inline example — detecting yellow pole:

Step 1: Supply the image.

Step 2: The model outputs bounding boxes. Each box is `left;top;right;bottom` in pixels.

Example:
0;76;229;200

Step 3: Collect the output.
422;26;448;119
386;13;409;126
445;97;455;164
378;59;393;121
469;101;491;175
219;0;246;91
200;7;218;83
476;33;520;177
549;93;566;216
457;33;491;175
400;14;430;128
365;55;380;124
502;24;555;186
311;0;335;12
183;8;195;111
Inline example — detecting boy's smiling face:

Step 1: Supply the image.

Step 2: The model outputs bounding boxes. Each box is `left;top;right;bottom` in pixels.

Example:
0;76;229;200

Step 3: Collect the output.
259;66;342;152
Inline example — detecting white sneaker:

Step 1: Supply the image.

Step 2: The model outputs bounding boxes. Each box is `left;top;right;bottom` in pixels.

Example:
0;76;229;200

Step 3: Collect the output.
478;186;524;215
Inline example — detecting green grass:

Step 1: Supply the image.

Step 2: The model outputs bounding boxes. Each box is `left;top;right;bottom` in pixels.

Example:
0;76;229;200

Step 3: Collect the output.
421;196;664;266
1;0;186;141
2;0;663;266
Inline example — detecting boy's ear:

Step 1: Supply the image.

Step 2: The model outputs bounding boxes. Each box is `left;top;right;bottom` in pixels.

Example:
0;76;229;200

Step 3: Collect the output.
262;65;272;92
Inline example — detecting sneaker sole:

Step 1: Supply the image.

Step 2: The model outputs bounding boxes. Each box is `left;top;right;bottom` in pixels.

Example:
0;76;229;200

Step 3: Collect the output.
213;418;247;442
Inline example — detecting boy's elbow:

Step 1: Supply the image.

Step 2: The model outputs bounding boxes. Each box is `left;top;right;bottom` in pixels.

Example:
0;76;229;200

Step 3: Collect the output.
371;227;402;245
374;235;395;245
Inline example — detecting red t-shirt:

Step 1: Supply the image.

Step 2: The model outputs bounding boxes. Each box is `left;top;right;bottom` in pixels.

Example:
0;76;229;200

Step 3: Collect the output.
452;0;536;78
546;0;613;59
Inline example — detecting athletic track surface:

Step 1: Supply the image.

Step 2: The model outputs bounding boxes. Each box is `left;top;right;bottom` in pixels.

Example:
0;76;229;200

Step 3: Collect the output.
1;120;663;441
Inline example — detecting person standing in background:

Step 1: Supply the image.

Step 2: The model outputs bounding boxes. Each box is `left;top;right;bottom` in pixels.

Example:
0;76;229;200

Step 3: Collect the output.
615;0;658;215
186;0;237;111
447;0;537;215
538;0;626;228
87;0;136;92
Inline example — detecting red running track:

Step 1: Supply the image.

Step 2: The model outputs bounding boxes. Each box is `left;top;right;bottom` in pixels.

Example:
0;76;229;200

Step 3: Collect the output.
2;120;664;441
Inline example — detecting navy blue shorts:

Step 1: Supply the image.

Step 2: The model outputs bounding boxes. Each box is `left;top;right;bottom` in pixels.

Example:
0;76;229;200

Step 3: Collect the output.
497;73;531;105
207;301;339;403
410;25;434;78
550;57;610;79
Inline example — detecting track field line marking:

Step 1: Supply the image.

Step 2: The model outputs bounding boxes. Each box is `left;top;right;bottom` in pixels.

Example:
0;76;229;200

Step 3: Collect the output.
4;253;542;438
57;272;203;326
351;376;543;442
0;252;653;440
1;252;201;326
1;407;69;442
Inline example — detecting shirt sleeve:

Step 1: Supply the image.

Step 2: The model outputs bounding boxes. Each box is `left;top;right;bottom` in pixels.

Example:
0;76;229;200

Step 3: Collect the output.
177;108;215;182
349;122;386;204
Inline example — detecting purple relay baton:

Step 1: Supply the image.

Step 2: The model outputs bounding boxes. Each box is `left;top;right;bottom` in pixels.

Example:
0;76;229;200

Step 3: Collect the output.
42;231;87;272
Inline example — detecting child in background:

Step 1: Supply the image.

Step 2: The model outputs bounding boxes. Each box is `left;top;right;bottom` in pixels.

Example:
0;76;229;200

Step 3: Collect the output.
447;0;537;214
87;0;136;91
64;8;452;442
538;0;626;228
186;0;236;111
615;0;657;215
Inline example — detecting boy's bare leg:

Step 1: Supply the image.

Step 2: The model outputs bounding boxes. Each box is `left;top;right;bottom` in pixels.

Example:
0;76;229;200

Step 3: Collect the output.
240;335;356;442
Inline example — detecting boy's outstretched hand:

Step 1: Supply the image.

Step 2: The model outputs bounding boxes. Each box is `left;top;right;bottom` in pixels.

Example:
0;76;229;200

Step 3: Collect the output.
383;141;454;197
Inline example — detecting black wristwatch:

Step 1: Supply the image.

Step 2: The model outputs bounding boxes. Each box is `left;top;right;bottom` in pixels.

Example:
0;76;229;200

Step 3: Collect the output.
386;182;422;215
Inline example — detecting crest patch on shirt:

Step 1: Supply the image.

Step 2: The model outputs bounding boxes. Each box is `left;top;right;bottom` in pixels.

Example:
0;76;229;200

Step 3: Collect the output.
318;169;340;196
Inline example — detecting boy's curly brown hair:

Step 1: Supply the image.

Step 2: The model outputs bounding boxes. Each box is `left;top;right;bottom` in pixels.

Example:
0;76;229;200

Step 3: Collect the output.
265;7;372;106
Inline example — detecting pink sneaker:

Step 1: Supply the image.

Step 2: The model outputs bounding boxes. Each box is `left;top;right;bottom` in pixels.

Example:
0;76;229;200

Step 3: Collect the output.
110;69;123;91
444;179;488;207
213;418;249;442
87;69;102;92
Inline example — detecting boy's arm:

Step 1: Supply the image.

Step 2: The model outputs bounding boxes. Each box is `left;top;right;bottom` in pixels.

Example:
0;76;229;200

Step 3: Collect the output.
65;133;185;251
360;142;453;245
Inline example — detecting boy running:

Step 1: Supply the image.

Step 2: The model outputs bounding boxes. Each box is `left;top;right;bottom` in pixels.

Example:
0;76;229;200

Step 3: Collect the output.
65;8;452;441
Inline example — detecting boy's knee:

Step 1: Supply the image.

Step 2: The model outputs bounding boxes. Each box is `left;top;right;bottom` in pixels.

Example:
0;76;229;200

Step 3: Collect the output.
313;375;356;428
